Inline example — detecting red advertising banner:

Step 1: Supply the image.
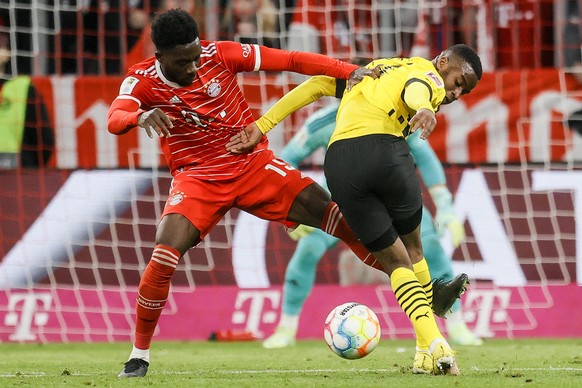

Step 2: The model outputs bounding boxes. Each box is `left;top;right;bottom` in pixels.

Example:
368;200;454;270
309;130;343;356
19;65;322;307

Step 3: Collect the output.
31;68;582;168
1;284;580;343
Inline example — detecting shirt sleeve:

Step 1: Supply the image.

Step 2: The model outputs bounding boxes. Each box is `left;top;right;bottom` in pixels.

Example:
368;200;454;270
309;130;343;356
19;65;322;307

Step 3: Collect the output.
107;98;144;135
256;75;337;134
257;46;358;79
216;40;358;81
107;75;148;135
403;78;436;112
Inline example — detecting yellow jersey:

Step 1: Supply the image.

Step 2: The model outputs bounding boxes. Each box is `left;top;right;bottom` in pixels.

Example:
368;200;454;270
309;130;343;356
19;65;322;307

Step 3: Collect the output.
330;57;445;145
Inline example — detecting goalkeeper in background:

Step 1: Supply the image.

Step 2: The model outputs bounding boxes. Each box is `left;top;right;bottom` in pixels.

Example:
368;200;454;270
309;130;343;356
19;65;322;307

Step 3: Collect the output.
258;80;482;350
227;45;482;375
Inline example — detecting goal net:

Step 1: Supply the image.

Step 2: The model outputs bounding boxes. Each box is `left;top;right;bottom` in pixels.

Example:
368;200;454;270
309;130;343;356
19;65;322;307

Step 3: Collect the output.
0;0;581;342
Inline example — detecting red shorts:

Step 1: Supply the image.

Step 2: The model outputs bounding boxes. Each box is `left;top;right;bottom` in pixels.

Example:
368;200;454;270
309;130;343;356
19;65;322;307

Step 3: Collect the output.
161;149;314;240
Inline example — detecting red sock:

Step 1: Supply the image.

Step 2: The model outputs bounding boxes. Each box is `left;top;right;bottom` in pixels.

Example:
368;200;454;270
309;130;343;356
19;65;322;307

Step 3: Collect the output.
134;244;180;350
321;203;384;272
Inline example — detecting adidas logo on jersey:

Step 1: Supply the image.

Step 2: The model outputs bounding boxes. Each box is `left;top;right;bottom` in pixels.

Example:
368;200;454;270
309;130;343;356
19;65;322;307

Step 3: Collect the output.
170;95;181;104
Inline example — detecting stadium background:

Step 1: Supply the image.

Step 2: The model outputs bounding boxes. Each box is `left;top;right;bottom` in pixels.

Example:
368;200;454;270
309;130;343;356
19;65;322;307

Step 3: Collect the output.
0;0;581;343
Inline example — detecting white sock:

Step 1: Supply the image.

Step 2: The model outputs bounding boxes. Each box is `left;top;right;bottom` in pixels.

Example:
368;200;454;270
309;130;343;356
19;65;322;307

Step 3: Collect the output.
279;313;299;333
129;345;150;363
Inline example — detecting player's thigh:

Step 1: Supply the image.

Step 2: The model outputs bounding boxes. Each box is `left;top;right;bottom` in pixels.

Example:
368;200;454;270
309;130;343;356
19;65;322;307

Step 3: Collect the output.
324;136;395;245
235;152;315;223
161;173;233;245
374;138;423;223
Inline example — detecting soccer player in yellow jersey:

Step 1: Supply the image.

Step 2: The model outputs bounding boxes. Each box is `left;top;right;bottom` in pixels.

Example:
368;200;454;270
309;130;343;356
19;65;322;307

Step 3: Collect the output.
227;44;482;375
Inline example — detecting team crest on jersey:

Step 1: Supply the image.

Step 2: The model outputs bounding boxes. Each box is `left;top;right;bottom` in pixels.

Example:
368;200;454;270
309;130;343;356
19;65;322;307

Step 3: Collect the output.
168;191;186;206
425;71;443;88
205;78;222;97
241;44;252;58
119;76;139;95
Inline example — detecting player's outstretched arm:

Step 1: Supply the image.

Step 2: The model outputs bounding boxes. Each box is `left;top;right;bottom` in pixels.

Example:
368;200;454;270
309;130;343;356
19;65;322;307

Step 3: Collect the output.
258;76;337;134
226;76;337;154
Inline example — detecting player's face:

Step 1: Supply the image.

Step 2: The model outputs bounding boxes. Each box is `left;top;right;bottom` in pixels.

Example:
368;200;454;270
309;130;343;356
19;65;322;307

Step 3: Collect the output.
437;56;479;105
156;40;202;86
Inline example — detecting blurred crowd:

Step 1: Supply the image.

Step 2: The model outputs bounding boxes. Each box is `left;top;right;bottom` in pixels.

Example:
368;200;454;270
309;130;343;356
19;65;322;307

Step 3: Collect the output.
0;0;578;76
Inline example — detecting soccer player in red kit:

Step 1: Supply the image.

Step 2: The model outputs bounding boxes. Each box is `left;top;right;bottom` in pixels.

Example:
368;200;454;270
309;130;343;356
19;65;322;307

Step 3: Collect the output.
108;8;379;378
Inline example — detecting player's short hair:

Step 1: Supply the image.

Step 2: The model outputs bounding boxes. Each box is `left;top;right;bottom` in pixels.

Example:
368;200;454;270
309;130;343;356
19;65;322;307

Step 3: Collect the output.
447;44;483;80
151;8;200;51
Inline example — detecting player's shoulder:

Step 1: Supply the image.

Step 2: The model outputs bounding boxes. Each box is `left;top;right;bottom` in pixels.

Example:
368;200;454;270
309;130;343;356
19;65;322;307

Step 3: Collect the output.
120;58;157;95
407;57;444;89
127;57;157;77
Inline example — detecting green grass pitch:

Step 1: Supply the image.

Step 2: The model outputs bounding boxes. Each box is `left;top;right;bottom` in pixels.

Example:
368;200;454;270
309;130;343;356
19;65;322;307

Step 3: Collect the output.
0;339;581;387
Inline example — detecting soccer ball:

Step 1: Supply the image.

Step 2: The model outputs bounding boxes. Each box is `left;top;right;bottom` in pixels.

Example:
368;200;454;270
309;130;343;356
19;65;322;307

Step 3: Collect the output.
323;302;381;359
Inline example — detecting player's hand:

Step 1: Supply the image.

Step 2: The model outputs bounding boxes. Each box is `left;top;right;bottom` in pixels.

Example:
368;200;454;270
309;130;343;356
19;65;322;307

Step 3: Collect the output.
409;108;436;139
138;108;175;138
287;224;315;241
226;122;263;153
435;209;466;248
347;65;381;91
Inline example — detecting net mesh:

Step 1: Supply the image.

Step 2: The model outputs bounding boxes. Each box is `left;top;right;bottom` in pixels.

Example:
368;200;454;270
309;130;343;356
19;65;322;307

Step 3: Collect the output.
0;0;581;342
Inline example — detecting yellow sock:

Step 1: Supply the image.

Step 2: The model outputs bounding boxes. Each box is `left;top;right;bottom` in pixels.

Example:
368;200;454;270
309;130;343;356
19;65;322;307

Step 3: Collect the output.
413;258;433;307
391;267;443;348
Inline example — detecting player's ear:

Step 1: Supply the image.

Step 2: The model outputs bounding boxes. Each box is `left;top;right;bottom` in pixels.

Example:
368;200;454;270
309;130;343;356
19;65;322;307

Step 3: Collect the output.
437;55;449;70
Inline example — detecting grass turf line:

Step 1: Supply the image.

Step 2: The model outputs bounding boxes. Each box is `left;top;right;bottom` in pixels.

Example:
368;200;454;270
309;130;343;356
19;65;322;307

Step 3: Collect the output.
0;339;581;387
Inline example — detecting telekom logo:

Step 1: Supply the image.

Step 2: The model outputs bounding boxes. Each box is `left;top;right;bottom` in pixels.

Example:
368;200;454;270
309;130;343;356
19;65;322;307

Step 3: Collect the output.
463;289;511;339
232;290;280;337
4;293;52;341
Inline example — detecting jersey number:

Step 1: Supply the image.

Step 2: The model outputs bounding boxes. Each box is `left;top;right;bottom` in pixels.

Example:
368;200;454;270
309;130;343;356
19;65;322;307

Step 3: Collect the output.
265;159;295;177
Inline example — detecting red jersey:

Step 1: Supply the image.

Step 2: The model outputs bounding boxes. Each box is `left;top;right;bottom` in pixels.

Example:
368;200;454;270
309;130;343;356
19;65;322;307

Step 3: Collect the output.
108;40;358;180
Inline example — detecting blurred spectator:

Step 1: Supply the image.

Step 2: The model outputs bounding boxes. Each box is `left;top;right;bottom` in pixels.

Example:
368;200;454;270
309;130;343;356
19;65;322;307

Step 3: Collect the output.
286;0;373;60
0;33;54;168
563;0;582;68
57;0;162;75
411;0;494;70
219;0;281;48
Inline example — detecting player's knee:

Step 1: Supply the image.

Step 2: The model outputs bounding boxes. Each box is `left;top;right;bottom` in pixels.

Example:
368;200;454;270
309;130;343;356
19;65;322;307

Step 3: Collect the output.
393;208;422;235
363;226;399;252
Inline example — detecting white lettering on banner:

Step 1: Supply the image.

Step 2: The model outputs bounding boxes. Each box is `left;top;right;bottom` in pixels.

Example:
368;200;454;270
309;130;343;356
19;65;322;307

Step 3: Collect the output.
447;169;527;286
530;92;582;162
232;212;270;288
464;289;511;339
4;293;52;341
232;290;280;336
51;77;77;168
51;77;115;168
440;96;509;163
532;171;582;285
50;77;162;169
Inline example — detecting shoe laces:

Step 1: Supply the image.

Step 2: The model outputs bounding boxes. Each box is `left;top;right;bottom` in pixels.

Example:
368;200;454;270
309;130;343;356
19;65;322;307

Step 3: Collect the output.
124;358;148;372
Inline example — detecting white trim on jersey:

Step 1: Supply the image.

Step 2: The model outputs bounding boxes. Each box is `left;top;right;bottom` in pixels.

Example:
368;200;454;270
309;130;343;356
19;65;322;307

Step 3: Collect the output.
252;44;261;71
116;94;142;107
155;60;182;89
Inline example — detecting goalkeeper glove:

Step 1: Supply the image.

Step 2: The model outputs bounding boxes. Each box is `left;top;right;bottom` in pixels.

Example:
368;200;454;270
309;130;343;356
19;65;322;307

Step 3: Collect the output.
429;185;466;248
287;224;316;241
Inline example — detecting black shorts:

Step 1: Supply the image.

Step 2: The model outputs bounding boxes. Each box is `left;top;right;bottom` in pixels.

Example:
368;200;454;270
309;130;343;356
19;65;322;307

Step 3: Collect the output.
324;134;422;250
